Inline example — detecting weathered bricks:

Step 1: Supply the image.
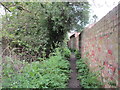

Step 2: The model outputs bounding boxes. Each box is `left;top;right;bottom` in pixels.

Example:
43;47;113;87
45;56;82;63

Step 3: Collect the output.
80;4;119;88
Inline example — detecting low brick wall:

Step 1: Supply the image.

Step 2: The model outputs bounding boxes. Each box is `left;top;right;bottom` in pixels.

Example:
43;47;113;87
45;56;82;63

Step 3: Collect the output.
80;4;119;88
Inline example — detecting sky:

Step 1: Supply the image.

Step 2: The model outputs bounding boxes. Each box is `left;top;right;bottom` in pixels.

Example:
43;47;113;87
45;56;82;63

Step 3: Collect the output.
88;0;120;23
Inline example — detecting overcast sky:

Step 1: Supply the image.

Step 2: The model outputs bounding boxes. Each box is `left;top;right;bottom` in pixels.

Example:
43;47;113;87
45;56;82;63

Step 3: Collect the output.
88;0;119;23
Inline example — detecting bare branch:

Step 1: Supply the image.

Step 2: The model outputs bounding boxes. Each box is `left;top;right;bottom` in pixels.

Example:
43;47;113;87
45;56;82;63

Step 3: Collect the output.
0;2;11;12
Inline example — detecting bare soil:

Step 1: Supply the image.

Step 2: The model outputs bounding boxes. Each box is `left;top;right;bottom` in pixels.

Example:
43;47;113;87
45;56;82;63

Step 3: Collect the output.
68;53;82;89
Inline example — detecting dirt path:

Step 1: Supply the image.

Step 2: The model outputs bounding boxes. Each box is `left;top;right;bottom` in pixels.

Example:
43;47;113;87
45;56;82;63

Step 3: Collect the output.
68;53;81;88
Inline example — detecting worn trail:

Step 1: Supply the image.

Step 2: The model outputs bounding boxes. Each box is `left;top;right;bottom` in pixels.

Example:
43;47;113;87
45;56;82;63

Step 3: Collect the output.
68;53;81;88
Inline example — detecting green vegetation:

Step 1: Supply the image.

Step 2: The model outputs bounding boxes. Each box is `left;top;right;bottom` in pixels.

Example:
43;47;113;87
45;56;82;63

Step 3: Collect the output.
74;50;81;59
1;2;90;88
61;47;71;59
2;2;90;60
108;81;116;86
2;47;70;88
74;50;103;88
76;58;103;88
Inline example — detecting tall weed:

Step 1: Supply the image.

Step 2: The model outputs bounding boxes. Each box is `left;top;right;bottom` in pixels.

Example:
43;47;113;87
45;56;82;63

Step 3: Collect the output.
76;58;103;88
2;47;70;88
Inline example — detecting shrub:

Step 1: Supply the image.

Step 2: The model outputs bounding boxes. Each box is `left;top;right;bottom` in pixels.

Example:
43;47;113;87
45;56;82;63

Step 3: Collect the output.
74;50;81;59
2;56;28;88
76;58;103;88
2;47;70;88
61;47;71;59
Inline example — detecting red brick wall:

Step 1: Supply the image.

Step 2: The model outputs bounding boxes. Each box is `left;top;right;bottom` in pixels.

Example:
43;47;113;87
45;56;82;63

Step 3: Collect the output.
68;33;80;50
81;4;119;88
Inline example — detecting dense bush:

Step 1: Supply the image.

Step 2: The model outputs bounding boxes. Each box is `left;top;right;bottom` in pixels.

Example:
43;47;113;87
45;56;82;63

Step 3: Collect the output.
2;47;70;88
74;50;81;59
2;2;90;59
61;47;71;59
76;58;103;88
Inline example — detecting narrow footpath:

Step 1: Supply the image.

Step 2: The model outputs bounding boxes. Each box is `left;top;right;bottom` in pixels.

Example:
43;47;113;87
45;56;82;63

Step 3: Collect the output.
68;52;81;88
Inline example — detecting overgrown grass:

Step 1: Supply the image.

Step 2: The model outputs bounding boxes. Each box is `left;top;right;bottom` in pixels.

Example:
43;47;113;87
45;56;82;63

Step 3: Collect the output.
2;47;71;88
74;50;103;88
76;58;103;88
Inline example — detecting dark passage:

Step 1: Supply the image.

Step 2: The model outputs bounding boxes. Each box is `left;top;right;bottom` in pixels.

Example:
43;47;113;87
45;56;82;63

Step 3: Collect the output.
68;53;81;88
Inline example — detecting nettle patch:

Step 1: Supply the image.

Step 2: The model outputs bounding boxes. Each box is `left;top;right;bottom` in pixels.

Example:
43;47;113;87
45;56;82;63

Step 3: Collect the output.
76;58;103;88
2;47;71;88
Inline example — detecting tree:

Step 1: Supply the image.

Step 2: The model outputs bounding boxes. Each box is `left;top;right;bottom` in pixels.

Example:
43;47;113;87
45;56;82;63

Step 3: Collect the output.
93;15;98;23
1;2;90;59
